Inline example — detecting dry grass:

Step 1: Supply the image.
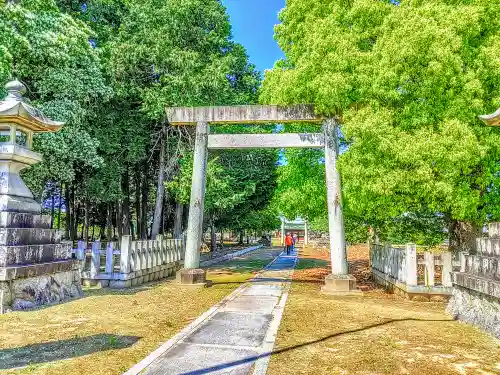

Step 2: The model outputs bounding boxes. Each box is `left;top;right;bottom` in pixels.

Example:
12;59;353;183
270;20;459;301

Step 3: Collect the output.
0;247;282;375
267;245;500;375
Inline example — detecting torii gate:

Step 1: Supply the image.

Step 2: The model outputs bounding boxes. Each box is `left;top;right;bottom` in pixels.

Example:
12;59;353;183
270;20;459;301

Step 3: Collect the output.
167;104;359;294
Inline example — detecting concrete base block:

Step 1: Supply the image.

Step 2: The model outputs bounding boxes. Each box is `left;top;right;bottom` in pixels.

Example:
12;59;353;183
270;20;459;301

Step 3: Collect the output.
321;274;363;296
176;268;209;288
131;277;138;286
143;274;150;283
110;280;132;289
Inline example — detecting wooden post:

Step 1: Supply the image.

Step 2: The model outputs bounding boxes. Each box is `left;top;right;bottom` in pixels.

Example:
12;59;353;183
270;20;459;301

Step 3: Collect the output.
405;243;418;286
120;235;132;274
105;242;114;274
441;251;453;287
184;121;209;269
424;251;435;287
90;241;101;278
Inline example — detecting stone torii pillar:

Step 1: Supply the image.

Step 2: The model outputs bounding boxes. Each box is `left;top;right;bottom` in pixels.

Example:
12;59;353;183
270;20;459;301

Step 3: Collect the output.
321;118;360;295
177;121;209;286
281;218;285;246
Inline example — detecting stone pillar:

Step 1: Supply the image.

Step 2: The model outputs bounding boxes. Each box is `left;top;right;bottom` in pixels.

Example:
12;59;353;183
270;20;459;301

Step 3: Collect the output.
321;118;360;295
324;119;347;275
304;220;309;246
178;121;209;286
281;219;285;246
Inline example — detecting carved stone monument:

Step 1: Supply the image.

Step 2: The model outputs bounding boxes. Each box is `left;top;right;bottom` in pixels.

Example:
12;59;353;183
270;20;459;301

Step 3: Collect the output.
0;80;82;312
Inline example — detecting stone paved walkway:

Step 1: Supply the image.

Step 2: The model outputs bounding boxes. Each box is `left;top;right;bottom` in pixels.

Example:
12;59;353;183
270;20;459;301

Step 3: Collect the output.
124;248;297;375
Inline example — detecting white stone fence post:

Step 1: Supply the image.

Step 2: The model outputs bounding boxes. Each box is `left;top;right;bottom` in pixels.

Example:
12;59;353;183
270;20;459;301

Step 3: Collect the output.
370;242;454;297
73;236;184;288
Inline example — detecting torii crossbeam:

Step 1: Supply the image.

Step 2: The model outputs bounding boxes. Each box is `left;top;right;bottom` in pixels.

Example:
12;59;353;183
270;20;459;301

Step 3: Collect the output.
167;104;359;295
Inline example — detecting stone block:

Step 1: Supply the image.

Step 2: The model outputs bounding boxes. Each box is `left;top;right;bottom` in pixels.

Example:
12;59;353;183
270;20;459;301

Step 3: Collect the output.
176;268;208;287
131;277;138;286
0;194;41;214
1;269;82;311
143;274;150;283
447;285;500;338
321;274;363;296
0;228;62;246
0;212;51;229
0;242;72;266
0;259;80;281
109;280;131;289
99;280;109;288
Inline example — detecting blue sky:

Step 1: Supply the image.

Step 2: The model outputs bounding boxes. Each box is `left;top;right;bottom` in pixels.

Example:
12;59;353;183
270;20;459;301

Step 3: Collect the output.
222;0;286;74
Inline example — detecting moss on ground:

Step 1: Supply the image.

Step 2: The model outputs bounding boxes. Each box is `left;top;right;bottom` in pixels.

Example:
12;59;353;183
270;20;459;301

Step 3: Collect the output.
0;247;282;375
266;246;500;375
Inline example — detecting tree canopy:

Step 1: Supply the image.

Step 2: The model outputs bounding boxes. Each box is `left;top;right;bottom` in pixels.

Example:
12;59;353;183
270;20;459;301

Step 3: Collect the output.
262;0;500;247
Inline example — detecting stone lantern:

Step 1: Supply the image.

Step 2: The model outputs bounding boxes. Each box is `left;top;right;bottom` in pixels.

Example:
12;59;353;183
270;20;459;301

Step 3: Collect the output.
0;80;63;214
0;80;82;312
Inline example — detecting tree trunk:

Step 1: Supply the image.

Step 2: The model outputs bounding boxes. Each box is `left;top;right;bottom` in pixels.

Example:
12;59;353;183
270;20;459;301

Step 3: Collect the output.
84;198;89;242
72;202;79;241
239;231;244;244
210;222;217;253
151;123;167;239
57;185;62;230
115;201;122;241
135;166;142;239
106;202;113;241
141;162;149;239
173;201;183;238
122;167;131;236
449;220;481;254
64;184;70;239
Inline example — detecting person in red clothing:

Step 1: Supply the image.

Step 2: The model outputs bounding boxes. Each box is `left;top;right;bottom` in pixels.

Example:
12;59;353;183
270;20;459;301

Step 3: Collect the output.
285;233;293;255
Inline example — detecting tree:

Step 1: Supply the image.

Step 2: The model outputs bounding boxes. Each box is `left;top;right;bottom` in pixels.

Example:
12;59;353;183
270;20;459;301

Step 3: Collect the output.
261;0;500;250
111;0;261;238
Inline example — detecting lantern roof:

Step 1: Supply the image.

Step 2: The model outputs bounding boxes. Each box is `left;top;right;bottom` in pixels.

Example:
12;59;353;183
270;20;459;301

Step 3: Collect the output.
0;80;64;132
479;108;500;126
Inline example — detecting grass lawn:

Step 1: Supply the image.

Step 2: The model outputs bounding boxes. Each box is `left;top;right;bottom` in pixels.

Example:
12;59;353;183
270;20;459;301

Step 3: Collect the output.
0;247;281;375
267;245;500;375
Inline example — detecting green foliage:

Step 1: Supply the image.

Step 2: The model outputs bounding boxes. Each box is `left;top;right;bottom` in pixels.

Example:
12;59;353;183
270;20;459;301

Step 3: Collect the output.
169;143;279;232
0;0;110;195
262;0;500;243
111;0;260;119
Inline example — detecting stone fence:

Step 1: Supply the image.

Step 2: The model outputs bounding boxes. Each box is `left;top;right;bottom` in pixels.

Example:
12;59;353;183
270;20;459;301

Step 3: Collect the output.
370;242;455;300
447;223;500;338
73;235;184;288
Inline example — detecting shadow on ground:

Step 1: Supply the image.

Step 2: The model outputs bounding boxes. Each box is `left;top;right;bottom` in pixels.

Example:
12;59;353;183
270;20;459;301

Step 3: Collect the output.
179;318;453;375
0;333;140;369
